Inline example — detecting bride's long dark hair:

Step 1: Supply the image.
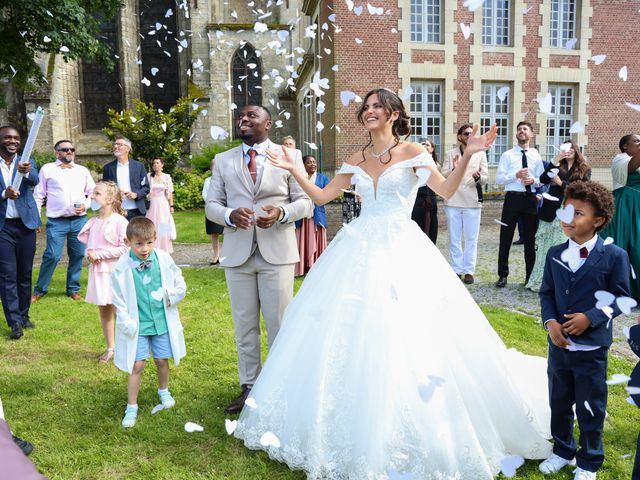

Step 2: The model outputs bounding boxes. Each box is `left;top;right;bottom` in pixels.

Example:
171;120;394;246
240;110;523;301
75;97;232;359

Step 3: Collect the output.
356;88;411;165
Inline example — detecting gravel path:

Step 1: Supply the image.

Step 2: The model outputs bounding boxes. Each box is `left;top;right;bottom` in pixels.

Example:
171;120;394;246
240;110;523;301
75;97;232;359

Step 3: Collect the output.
34;222;637;360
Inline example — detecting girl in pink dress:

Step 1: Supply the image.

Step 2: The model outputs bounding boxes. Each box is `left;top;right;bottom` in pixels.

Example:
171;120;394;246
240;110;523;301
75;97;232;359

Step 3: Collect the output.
78;181;129;363
145;158;176;254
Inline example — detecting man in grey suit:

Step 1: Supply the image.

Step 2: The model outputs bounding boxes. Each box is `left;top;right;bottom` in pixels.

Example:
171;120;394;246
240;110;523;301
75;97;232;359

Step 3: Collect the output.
206;105;312;413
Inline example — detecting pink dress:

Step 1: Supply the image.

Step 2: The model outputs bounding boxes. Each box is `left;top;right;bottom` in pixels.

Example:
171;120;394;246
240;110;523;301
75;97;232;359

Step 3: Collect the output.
146;173;176;254
77;214;129;306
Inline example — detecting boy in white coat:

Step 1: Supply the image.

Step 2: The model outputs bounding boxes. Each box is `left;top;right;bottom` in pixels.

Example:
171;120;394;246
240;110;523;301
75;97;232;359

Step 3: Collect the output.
111;217;187;428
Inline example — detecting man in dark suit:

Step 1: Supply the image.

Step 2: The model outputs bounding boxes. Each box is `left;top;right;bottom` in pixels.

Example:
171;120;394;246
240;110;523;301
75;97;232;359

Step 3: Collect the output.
102;136;149;220
539;181;631;479
0;126;41;339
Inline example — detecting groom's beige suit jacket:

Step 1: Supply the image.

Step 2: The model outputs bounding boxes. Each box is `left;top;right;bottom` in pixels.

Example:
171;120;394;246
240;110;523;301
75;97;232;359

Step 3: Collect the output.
205;141;312;267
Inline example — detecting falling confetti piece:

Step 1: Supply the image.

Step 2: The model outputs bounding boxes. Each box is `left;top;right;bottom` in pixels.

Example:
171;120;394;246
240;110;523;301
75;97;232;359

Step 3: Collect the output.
584;400;595;416
619;66;628;82
210;126;229;140
537;92;553;115
259;431;281;448
305;142;318;150
568;121;583;134
552;257;573;272
151;404;164;414
606;373;631;385
340;90;357;106
60;46;70;53
500;455;525;478
555;203;575;223
459;22;471;40
245;397;258;408
616;296;637;315
463;0;485;12
141;77;151;86
353;5;363;15
355;37;363;44
367;3;384;14
542;192;559;202
43;36;52;43
603;237;614;245
184;422;204;433
497;86;509;102
225;419;237;435
564;38;577;49
594;290;615;309
151;67;159;76
591;54;606;65
417;375;445;402
494;219;508;227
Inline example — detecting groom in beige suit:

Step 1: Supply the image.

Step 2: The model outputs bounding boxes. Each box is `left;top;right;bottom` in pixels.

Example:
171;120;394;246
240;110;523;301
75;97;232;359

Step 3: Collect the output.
205;105;312;413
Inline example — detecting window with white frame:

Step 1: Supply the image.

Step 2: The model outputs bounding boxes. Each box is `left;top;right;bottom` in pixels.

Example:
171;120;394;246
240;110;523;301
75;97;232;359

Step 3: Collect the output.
482;0;511;46
409;81;443;159
550;0;577;48
480;83;510;165
546;85;575;159
410;0;442;44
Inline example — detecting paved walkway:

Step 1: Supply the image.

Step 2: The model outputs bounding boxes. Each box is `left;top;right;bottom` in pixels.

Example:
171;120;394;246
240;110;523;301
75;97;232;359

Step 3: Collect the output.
34;222;637;359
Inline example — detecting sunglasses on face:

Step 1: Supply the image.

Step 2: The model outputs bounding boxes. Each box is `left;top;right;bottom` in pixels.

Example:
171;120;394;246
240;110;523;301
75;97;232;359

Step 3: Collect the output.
57;148;75;152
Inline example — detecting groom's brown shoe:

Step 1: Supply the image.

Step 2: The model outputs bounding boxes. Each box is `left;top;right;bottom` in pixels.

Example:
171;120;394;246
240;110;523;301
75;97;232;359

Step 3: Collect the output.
224;386;252;414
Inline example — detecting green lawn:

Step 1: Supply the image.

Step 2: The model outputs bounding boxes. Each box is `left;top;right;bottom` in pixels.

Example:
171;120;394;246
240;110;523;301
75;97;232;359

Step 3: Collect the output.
1;269;639;479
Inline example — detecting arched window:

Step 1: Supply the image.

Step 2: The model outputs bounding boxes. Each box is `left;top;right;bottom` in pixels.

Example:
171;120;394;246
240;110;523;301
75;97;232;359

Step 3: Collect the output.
81;18;122;130
232;44;262;112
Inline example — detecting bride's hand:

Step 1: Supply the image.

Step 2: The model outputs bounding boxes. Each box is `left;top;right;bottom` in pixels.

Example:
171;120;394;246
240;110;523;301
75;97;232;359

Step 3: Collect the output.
266;147;296;172
465;124;498;155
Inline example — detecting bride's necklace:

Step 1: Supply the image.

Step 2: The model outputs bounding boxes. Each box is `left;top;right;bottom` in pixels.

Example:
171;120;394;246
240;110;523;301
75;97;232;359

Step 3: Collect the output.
369;141;395;160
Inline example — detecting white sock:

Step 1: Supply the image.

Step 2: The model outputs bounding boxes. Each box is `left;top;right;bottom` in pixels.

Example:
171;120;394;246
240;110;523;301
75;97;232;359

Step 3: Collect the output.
158;388;169;395
127;403;138;410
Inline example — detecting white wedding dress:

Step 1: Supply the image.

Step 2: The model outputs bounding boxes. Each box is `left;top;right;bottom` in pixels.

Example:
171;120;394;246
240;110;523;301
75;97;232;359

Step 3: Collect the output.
234;153;552;479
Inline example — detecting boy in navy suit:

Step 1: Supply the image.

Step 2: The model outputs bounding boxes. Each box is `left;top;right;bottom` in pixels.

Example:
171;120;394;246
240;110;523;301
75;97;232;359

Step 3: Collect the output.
539;181;631;480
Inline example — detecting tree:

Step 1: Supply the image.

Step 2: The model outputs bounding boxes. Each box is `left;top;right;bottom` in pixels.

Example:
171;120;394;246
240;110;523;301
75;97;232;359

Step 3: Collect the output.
0;0;121;90
102;96;202;175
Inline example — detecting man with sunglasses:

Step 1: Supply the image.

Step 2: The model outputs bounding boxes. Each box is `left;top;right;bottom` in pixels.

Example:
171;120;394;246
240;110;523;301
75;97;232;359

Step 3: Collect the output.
32;140;95;303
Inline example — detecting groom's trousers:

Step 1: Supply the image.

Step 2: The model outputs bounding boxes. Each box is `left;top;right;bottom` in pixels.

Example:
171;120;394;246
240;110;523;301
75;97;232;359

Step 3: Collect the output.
225;247;295;387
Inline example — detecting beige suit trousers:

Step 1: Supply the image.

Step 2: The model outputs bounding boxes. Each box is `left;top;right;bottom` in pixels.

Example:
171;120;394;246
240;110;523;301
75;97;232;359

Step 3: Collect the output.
225;247;294;386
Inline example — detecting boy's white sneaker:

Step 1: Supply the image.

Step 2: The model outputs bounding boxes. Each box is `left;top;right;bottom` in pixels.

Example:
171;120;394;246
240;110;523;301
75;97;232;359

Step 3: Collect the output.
573;467;596;480
539;453;576;474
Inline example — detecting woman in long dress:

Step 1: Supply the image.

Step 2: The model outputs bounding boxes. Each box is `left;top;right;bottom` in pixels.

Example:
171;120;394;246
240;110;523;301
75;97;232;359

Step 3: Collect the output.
525;140;591;292
233;89;552;479
145;157;176;253
601;134;640;301
295;154;330;276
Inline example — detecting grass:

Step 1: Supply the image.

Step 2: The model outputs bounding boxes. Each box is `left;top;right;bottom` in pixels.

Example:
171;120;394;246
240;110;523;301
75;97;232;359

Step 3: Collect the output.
1;270;639;479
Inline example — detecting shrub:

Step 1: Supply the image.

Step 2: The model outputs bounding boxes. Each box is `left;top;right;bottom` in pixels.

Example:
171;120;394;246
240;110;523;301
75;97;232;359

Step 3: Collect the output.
172;169;206;210
102;96;202;175
31;150;55;169
189;140;242;173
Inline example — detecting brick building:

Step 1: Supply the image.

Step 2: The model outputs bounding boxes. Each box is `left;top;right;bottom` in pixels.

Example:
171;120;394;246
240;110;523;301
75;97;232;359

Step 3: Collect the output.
2;0;639;189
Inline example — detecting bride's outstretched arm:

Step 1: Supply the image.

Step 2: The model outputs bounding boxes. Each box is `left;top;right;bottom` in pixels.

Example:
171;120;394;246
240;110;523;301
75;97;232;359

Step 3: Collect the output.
425;124;497;199
266;148;354;205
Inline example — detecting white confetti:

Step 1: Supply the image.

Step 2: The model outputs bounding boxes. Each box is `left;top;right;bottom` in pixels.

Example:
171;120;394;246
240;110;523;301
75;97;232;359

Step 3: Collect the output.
555;203;575;224
591;54;606;65
603;236;614;246
305;142;318;150
151;404;164;414
564;38;577;50
141;77;151;86
210;126;229;140
463;0;485;12
367;3;384;14
184;422;204;433
355;37;363;44
459;22;471;40
537;92;553;115
568;121;583;134
497;86;509;102
500;455;525;478
150;288;164;302
626;386;640;395
417;375;445;402
59;46;70;53
552;257;573;272
259;431;281;448
616;296;637;315
606;374;631;385
225;419;237;435
594;290;615;310
619;66;628;82
245;397;258;409
340;90;357;106
353;5;363;15
494;219;508;227
546;168;559;178
584;400;595;416
151;67;159;76
542;192;559;202
43;36;51;43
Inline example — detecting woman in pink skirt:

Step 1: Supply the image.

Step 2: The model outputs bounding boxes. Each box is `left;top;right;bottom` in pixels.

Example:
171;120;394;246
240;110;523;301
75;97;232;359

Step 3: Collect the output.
78;181;129;363
146;157;176;253
294;155;329;276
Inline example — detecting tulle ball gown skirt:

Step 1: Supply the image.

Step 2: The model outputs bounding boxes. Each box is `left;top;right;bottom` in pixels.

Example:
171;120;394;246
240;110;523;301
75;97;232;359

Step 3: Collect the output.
234;212;552;479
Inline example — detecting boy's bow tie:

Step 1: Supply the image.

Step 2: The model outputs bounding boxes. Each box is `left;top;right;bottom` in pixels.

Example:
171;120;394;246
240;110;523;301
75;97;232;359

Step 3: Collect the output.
136;259;152;271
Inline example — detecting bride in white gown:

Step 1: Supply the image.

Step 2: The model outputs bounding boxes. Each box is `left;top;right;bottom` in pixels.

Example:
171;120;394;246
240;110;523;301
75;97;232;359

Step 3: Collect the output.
233;88;552;479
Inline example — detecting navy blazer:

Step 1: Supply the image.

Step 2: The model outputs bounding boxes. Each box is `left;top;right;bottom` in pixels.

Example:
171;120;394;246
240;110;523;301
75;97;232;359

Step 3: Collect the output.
0;156;41;232
540;236;631;347
102;158;150;213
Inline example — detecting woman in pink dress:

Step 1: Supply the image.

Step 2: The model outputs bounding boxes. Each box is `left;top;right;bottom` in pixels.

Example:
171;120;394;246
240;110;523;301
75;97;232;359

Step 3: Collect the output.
145;158;176;253
78;181;129;363
294;155;330;276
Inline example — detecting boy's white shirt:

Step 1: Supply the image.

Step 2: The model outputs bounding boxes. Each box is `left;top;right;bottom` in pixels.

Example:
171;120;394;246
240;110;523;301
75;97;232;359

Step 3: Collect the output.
111;248;187;374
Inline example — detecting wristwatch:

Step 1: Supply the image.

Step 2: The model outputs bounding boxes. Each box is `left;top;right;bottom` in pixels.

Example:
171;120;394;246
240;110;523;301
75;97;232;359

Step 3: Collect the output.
277;206;285;222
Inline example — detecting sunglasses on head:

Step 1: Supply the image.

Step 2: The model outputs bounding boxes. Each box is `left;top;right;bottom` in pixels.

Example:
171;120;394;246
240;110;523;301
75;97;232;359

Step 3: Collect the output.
57;147;75;152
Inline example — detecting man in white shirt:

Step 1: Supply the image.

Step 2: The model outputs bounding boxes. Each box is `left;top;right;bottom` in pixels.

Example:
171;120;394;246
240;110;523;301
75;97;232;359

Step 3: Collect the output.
494;121;544;288
32;140;95;302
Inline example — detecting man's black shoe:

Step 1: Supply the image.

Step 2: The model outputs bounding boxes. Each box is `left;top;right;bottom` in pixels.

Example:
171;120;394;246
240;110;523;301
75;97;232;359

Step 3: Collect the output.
512;239;524;245
9;324;23;340
495;277;507;288
12;435;34;456
21;317;35;329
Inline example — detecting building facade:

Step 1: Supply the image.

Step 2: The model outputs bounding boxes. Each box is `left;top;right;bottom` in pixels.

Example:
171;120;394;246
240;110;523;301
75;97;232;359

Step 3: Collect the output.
2;0;639;188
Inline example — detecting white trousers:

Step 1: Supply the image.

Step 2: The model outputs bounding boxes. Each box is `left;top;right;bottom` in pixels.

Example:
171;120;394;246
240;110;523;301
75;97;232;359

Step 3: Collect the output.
444;206;482;275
